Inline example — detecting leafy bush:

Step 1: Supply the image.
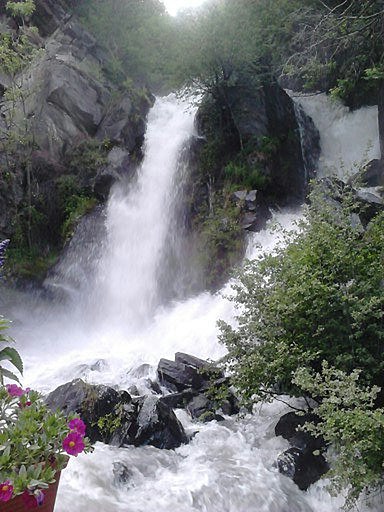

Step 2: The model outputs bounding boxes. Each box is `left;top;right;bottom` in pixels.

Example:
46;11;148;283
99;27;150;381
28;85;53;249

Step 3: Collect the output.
219;183;384;504
220;185;384;401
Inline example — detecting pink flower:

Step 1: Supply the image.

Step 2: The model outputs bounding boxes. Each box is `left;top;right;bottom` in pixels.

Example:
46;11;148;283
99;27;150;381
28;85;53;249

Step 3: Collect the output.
18;400;32;409
0;480;13;502
63;431;85;456
6;384;24;397
68;418;86;436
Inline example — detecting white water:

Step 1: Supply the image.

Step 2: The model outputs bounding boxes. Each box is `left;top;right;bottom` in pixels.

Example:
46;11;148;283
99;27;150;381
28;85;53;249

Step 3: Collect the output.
3;93;382;511
292;93;380;179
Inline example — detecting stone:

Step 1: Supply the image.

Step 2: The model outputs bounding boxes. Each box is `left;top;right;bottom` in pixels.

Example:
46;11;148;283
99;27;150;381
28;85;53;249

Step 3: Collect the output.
46;379;188;450
157;358;205;392
159;389;197;410
45;378;129;443
277;447;329;491
275;411;329;490
113;462;133;487
111;395;188;450
186;394;213;420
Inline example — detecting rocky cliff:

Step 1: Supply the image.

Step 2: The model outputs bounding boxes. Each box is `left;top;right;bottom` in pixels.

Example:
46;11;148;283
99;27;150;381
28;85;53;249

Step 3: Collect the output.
0;2;153;280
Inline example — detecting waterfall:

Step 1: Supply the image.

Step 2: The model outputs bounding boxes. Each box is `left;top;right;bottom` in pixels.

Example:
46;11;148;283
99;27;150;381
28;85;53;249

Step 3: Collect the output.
89;96;196;329
292;93;380;179
6;94;383;512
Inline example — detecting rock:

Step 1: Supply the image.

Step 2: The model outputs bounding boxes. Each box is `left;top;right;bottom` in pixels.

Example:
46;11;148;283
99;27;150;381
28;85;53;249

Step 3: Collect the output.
96;92;154;152
159;389;197;409
174;352;212;370
46;379;188;450
275;412;329;490
232;189;272;232
33;0;74;37
277;447;329;491
113;462;133;487
186;394;213;420
45;378;129;443
157;358;205;392
132;395;188;449
352;159;384;187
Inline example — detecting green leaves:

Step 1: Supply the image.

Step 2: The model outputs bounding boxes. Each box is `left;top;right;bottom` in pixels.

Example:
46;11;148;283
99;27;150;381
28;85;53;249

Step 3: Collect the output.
220;184;384;503
0;317;23;384
6;1;36;19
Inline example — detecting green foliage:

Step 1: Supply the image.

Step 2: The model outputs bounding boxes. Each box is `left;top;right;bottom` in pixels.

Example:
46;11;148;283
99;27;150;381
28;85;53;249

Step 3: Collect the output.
0;318;22;384
61;195;97;241
220;185;384;403
6;0;35;19
224;162;266;191
66;139;109;177
77;0;176;90
197;194;244;288
293;363;384;507
96;413;122;437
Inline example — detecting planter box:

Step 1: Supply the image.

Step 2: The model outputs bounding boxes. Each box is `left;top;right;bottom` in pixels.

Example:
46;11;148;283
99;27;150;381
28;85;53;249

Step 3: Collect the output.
1;471;62;512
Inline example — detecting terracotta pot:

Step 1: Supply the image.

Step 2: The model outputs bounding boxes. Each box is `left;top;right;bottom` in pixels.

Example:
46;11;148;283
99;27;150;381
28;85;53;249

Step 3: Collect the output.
1;471;62;512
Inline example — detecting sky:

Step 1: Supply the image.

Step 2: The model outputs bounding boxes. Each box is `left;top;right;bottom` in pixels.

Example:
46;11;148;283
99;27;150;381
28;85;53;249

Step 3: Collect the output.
161;0;207;16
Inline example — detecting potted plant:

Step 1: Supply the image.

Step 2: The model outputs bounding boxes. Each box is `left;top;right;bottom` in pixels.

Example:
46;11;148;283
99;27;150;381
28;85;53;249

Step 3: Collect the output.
0;240;93;510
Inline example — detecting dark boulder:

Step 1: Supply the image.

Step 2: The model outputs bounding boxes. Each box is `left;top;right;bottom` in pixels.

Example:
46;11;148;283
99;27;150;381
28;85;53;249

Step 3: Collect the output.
157;358;205;392
46;379;188;450
129;395;188;449
45;378;128;443
352;159;384;187
277;447;329;491
159;389;197;410
157;354;239;422
275;412;329;490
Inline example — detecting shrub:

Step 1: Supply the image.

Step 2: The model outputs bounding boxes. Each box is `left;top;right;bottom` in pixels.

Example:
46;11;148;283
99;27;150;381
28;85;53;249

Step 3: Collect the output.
219;185;384;402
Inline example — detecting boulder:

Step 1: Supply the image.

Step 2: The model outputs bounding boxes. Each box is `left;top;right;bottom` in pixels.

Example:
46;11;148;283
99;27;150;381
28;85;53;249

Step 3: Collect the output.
45;378;127;443
159;389;197;409
352;159;384;187
46;379;188;450
277;447;329;491
275;411;329;490
157;358;204;392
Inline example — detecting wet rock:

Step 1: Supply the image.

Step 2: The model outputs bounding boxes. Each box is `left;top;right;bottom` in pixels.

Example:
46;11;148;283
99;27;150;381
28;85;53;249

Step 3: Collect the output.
352;159;384;187
159;389;197;409
113;462;133;487
186;394;213;420
232;189;272;232
275;412;329;490
46;379;188;449
45;378;129;443
157;358;205;392
277;447;329;491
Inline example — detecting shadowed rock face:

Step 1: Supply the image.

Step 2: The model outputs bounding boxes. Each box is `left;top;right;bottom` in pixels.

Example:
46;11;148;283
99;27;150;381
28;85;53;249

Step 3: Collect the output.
0;7;153;252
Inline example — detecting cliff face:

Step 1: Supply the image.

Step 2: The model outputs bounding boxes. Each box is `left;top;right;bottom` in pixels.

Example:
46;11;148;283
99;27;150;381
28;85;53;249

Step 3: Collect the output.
0;3;153;280
182;80;320;289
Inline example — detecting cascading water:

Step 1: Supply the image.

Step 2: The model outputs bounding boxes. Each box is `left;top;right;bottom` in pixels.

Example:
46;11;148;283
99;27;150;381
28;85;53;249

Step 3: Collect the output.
4;93;382;512
292;93;380;179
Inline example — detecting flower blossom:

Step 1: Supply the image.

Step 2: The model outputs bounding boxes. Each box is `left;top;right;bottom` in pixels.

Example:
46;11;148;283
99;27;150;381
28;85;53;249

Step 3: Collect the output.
63;431;85;456
6;384;25;397
0;480;13;502
68;418;86;436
